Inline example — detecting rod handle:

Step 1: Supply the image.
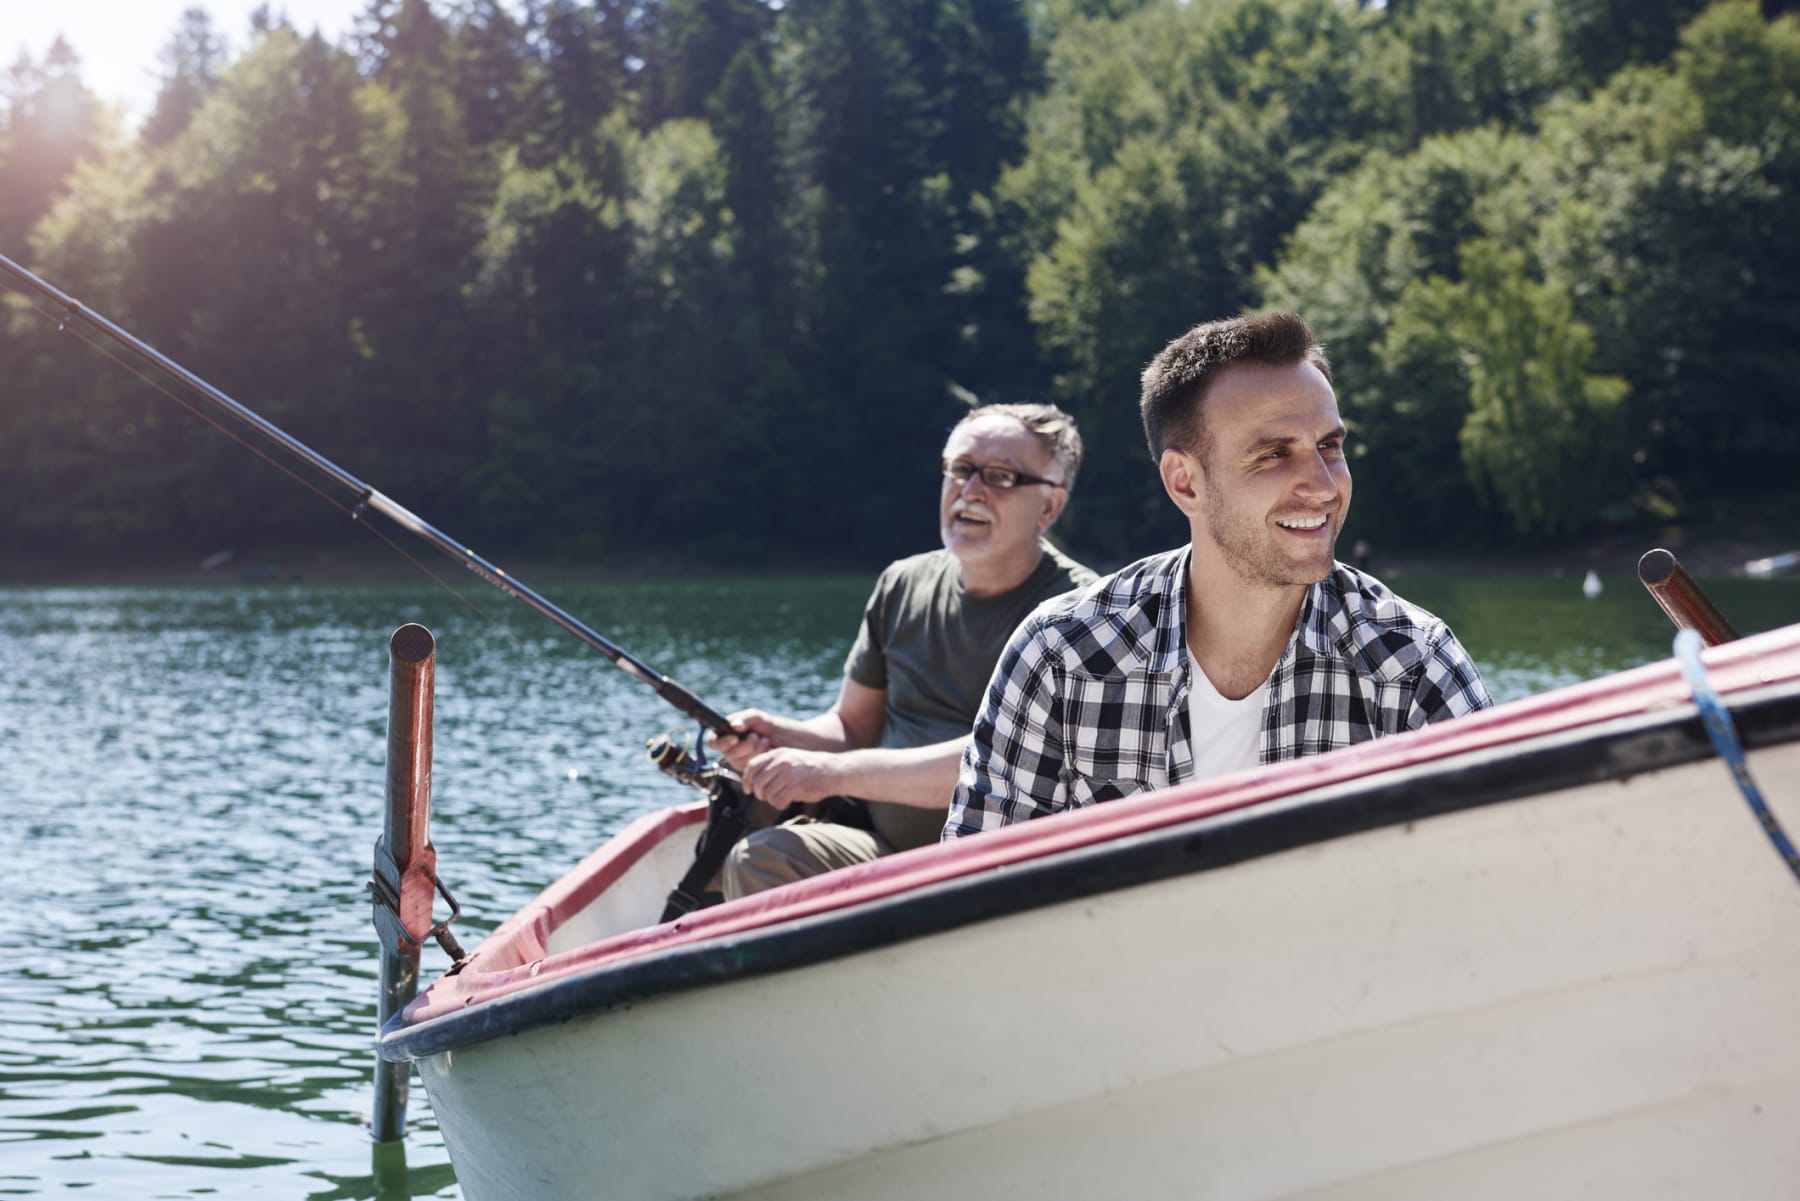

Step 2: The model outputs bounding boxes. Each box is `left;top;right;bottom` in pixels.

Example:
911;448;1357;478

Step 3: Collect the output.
656;676;737;736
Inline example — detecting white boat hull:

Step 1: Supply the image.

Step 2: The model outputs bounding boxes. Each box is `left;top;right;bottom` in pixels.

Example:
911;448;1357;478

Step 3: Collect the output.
382;631;1800;1200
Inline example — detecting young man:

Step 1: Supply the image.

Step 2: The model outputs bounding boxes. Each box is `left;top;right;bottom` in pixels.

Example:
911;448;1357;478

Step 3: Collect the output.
944;312;1491;838
711;404;1097;896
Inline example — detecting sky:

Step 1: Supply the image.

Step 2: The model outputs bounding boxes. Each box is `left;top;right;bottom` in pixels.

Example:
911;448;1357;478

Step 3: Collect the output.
2;0;369;127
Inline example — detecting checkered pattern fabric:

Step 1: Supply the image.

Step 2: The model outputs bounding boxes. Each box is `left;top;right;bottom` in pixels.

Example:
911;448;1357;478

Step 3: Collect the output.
944;547;1493;838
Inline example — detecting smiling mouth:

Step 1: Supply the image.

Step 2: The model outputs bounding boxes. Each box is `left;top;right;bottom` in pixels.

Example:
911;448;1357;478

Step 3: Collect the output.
953;511;993;526
1276;515;1329;531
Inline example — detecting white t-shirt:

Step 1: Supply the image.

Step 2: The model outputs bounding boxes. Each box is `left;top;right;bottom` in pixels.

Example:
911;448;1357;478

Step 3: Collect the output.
1186;652;1269;781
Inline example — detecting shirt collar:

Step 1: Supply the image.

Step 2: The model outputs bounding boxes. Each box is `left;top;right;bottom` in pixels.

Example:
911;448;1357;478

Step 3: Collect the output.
1156;545;1336;676
1146;545;1192;678
1291;572;1335;662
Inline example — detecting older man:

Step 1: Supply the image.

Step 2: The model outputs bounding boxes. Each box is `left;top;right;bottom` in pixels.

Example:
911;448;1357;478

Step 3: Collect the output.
712;403;1097;896
945;313;1491;837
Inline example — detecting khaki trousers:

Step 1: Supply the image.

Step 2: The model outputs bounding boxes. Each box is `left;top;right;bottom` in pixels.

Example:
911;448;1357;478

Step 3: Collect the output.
721;817;895;900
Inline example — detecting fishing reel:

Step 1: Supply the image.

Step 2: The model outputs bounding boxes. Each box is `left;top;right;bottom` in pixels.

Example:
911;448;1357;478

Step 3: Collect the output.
650;727;757;922
646;728;741;795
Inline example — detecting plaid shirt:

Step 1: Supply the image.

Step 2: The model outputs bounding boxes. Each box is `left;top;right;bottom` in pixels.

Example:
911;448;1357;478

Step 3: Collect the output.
944;547;1492;838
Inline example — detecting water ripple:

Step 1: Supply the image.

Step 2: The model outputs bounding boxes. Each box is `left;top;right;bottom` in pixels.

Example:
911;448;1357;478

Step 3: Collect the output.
2;572;1794;1196
0;577;866;1198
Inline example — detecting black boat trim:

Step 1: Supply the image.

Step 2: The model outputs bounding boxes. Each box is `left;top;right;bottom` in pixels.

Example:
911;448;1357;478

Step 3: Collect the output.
377;679;1800;1062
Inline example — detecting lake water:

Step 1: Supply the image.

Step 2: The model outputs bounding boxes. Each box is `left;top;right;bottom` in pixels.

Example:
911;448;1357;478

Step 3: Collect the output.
3;567;1796;1198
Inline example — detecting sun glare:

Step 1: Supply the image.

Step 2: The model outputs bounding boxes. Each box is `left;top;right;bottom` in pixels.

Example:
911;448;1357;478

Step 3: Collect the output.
4;0;371;127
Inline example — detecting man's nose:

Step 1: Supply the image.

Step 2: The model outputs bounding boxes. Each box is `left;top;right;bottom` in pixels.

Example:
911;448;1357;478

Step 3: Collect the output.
1295;452;1340;502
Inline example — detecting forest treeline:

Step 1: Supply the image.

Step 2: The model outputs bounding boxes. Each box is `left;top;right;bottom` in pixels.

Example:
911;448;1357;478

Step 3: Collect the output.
2;0;1797;571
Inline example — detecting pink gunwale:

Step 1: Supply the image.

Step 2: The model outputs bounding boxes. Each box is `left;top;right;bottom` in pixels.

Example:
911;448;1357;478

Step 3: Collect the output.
401;623;1800;1026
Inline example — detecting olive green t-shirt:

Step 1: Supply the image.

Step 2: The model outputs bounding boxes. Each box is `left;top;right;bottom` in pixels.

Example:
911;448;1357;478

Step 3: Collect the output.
843;544;1098;850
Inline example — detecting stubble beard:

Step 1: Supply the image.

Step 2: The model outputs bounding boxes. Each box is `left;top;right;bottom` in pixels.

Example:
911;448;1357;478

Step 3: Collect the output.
1202;472;1337;589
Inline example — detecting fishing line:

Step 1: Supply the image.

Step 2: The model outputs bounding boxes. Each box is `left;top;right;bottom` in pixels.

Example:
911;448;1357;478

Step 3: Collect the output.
1;275;524;647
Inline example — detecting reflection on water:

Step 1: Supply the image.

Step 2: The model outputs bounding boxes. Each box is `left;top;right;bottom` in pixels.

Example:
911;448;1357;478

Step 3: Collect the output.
0;570;1794;1196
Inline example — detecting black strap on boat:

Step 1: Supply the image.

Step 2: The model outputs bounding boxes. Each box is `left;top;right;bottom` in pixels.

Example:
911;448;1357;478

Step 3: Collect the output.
646;732;878;920
660;780;754;922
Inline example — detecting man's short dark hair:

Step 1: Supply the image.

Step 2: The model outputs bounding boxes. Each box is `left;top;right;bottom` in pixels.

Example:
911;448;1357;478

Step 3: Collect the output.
956;402;1085;491
1140;312;1332;462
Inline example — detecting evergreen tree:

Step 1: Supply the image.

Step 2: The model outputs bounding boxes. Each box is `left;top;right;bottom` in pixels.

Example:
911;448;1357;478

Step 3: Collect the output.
917;0;1046;407
0;155;171;553
127;29;373;545
1553;0;1713;89
444;0;531;147
779;0;967;561
143;9;228;148
471;115;643;549
707;42;784;287
337;0;495;516
519;0;637;164
1369;0;1561;144
352;0;408;73
639;0;774;125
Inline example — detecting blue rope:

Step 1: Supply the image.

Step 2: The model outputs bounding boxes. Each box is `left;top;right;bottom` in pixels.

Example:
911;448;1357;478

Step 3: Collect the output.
1674;628;1800;888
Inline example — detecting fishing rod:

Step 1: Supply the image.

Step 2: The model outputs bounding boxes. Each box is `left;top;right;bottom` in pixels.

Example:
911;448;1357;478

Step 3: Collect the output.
0;251;737;737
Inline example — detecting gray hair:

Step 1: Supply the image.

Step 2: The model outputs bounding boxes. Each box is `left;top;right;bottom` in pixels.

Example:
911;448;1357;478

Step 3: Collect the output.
953;402;1085;490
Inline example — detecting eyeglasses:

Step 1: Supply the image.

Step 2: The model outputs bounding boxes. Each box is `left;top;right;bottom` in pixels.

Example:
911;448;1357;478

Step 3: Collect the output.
941;457;1063;490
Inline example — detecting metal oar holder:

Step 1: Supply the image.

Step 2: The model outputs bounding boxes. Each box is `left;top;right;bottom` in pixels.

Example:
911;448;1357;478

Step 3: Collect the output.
369;624;466;1144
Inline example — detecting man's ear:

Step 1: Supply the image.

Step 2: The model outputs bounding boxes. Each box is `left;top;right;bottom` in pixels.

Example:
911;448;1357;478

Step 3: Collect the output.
1037;485;1069;530
1159;448;1206;519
